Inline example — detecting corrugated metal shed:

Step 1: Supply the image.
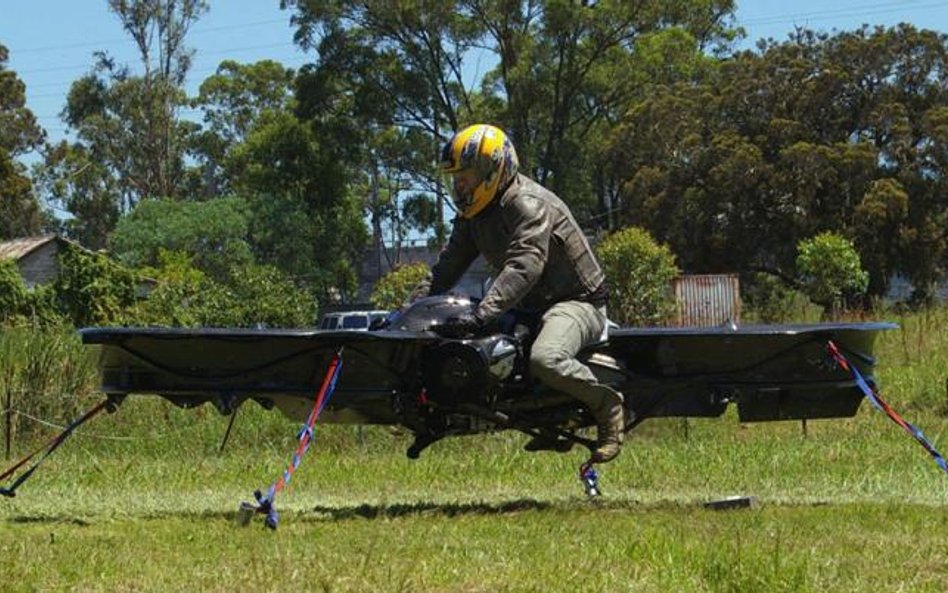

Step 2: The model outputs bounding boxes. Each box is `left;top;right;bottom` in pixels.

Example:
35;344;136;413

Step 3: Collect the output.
673;274;741;327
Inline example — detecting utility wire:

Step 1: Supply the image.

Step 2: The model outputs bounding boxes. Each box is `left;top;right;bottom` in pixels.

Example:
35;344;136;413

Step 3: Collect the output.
740;0;948;26
9;17;292;54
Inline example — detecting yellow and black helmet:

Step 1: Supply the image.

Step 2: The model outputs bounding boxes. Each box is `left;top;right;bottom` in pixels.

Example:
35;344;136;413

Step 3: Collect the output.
440;124;519;219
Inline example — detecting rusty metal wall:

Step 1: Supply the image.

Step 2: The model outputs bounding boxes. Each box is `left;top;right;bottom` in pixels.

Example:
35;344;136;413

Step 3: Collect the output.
672;274;741;327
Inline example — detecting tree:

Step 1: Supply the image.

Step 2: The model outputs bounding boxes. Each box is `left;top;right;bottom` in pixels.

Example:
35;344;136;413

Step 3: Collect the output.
226;111;368;302
609;25;948;303
468;0;738;220
853;178;909;296
33;142;120;248
283;1;739;239
0;151;44;240
0;44;45;158
108;196;255;281
285;0;482;245
596;226;679;326
39;0;207;245
188;59;296;197
0;43;47;239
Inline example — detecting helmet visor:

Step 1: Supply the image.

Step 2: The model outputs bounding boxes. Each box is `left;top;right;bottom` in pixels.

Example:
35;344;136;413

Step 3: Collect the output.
445;169;480;215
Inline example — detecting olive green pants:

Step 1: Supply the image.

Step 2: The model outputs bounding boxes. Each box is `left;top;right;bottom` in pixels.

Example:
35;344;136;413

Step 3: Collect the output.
528;300;623;417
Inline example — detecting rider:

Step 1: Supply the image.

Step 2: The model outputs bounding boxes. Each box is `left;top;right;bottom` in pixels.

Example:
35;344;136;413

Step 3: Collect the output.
414;123;625;463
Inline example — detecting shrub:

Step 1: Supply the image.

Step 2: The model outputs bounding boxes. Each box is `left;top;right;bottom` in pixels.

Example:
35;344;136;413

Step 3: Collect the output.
596;226;680;326
55;242;140;327
0;259;63;326
127;250;314;328
0;259;28;322
796;232;869;318
371;262;430;311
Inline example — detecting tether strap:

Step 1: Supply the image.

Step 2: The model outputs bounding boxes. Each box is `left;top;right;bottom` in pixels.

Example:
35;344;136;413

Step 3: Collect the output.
827;340;948;475
241;348;344;529
0;400;109;498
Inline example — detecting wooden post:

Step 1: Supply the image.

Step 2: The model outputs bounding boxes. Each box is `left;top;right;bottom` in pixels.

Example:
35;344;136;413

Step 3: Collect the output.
801;418;808;438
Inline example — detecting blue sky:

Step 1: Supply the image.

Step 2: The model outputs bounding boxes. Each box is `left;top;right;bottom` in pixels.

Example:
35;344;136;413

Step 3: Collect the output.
3;0;948;149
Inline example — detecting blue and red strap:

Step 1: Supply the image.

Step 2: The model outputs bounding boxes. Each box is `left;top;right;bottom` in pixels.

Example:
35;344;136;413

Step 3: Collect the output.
241;348;344;529
827;340;948;475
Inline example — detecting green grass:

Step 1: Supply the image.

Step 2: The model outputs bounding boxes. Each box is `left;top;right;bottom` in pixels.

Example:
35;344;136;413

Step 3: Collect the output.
3;309;948;591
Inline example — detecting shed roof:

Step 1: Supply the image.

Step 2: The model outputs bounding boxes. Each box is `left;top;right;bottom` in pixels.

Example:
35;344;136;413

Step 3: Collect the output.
0;235;59;261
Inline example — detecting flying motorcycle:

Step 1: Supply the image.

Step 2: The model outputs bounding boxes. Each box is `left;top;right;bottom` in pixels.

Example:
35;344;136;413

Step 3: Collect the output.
79;294;895;459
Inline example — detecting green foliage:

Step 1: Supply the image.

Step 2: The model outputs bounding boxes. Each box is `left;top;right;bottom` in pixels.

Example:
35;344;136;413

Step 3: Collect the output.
36;1;208;246
0;151;45;241
128;250;314;328
596;226;680;326
188;59;296;197
609;25;948;300
109;197;254;281
742;272;815;324
796;232;869;316
125;249;215;327
0;44;47;240
370;262;430;310
0;327;99;442
54;243;140;327
214;262;315;328
33;141;120;250
0;43;45;158
0;259;28;322
228;111;368;302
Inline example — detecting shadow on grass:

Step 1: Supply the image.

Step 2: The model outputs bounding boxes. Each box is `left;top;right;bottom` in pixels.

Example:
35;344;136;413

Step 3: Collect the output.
3;497;739;527
7;515;92;526
308;498;553;521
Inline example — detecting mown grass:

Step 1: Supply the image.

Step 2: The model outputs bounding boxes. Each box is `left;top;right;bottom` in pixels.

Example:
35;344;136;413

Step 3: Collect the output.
2;309;948;592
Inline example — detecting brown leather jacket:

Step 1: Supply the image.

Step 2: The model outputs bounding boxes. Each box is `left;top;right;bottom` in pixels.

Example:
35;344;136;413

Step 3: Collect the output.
424;174;605;322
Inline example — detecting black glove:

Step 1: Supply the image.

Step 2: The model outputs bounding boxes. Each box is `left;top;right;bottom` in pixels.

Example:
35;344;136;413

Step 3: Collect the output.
437;312;484;338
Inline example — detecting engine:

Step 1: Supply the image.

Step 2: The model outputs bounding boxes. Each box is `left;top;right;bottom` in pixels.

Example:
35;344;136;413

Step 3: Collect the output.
423;335;519;404
383;295;523;405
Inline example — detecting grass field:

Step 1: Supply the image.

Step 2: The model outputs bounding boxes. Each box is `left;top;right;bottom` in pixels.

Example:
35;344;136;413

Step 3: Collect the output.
3;310;948;592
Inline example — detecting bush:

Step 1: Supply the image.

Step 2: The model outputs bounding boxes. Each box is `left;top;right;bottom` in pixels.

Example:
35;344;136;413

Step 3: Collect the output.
742;272;814;324
596;226;680;326
796;232;869;318
0;259;28;322
55;242;140;327
127;250;315;328
371;262;430;310
0;259;64;326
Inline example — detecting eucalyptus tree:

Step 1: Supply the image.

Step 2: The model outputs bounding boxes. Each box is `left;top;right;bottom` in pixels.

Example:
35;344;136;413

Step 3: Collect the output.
465;0;738;222
188;59;296;198
38;0;207;247
609;24;948;301
0;43;46;239
283;0;482;246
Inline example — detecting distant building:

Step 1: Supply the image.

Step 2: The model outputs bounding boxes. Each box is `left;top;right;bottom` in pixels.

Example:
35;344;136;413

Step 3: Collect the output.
0;234;154;296
0;234;70;288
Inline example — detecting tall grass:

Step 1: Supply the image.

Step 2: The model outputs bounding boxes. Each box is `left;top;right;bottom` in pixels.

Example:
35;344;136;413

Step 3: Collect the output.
0;327;100;454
